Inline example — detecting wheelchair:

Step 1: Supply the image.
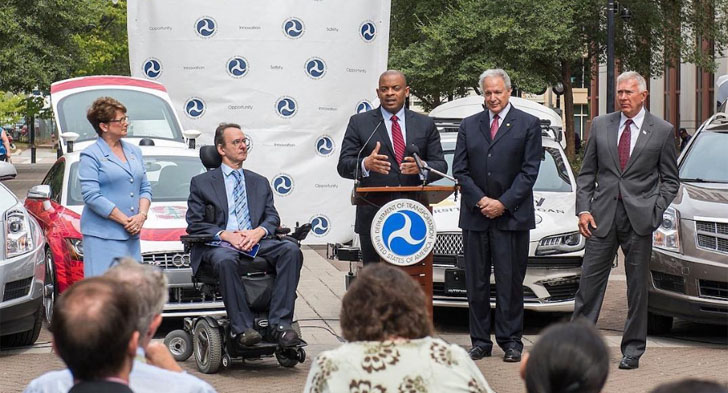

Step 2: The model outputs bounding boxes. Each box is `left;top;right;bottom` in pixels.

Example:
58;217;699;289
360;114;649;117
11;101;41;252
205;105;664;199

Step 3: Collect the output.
163;146;311;374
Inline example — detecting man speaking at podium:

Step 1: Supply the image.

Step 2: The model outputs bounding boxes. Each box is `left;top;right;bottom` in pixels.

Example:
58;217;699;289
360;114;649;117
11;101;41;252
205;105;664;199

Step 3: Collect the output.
337;70;447;264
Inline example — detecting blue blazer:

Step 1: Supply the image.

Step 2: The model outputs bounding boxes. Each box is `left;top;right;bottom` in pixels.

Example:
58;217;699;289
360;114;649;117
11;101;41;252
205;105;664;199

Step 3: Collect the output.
79;138;152;240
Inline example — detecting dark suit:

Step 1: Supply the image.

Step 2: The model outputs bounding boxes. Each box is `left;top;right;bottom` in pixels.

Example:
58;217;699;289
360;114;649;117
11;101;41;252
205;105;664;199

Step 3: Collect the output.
69;381;133;393
186;167;302;334
452;105;542;352
573;110;678;359
337;107;447;262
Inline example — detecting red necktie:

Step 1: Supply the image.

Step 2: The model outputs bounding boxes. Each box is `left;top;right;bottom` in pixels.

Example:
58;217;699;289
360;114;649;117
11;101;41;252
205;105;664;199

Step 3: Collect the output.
490;114;500;139
391;115;405;164
618;119;633;171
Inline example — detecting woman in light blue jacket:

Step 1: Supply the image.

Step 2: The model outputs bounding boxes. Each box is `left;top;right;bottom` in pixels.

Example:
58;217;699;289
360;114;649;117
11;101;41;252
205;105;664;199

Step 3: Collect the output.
79;97;151;277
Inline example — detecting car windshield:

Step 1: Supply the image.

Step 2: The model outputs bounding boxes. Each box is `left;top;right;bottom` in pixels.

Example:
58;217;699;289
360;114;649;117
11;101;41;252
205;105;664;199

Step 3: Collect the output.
56;89;183;143
0;184;17;213
680;131;728;183
432;146;572;192
67;155;206;205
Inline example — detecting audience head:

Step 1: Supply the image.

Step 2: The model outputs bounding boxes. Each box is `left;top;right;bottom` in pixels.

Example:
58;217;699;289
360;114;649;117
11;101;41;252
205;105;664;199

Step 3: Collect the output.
651;379;728;393
521;320;609;393
340;263;432;342
50;276;139;381
104;257;168;347
87;97;127;137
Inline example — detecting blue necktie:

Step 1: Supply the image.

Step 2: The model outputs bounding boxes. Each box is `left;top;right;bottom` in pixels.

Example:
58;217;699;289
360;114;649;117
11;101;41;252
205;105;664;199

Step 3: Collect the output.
230;170;252;231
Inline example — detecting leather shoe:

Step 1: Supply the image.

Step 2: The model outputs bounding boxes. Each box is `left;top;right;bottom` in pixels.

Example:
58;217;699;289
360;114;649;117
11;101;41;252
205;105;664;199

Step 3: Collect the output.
468;346;492;360
503;348;522;362
234;328;262;347
271;325;301;347
618;355;639;370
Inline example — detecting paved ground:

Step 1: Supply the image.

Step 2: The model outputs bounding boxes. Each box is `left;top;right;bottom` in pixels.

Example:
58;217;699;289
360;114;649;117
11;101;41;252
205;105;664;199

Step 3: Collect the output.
1;158;726;392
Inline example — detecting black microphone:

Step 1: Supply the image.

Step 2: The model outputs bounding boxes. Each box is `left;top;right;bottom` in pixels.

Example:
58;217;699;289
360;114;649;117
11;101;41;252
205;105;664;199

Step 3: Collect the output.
353;120;383;186
406;144;427;180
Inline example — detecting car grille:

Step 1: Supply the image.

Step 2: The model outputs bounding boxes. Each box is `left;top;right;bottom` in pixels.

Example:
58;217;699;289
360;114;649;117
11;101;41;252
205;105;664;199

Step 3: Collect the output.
543;280;579;301
699;279;728;300
651;271;686;294
695;221;728;254
433;282;538;300
141;252;191;269
434;233;463;256
3;277;32;302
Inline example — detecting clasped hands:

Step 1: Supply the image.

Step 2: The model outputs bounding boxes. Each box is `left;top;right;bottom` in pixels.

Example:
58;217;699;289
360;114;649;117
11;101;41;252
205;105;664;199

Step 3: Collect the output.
363;141;422;175
477;196;505;219
221;228;265;251
123;214;146;236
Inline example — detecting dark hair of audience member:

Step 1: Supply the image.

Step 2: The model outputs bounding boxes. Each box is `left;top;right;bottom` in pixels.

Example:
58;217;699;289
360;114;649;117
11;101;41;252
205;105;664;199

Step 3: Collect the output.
651;379;728;393
214;122;242;147
524;320;609;393
50;276;138;381
86;97;127;136
340;263;432;342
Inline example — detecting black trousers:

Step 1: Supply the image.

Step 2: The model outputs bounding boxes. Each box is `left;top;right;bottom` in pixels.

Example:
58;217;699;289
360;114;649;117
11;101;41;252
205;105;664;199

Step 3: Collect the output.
462;227;529;351
359;232;379;265
201;238;303;335
572;200;651;358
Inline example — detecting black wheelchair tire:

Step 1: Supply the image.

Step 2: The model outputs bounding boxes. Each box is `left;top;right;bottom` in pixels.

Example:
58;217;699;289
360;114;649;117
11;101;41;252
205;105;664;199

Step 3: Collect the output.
164;329;193;361
193;319;222;374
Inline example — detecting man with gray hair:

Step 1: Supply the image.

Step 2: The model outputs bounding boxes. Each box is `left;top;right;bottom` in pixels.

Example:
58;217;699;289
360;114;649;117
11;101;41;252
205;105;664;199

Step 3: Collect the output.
573;71;679;370
25;258;217;393
453;68;542;362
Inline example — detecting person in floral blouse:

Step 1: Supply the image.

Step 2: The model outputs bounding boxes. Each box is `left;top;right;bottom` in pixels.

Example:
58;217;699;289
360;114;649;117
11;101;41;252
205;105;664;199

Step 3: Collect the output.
303;264;494;393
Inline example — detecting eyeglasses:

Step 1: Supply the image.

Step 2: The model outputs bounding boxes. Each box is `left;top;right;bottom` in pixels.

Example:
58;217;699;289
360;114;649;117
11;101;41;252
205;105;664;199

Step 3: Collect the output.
230;137;250;148
107;116;130;124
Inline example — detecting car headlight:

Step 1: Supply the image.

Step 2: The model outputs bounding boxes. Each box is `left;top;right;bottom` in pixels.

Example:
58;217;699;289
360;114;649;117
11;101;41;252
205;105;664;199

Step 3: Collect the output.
66;238;84;260
653;206;680;253
5;208;34;257
536;231;585;256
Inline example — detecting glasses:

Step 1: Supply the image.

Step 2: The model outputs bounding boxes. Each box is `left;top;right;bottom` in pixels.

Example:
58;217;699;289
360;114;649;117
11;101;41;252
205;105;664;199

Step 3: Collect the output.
230;137;250;148
107;116;130;124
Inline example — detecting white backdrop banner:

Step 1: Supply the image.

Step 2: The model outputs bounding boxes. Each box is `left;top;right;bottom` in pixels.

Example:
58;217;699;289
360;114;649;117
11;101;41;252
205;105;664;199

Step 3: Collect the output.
128;1;391;244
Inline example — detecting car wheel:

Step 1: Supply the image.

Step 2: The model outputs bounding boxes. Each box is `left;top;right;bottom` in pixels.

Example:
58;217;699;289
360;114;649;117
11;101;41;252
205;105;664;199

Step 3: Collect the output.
0;304;42;347
193;319;222;374
647;311;673;335
164;329;193;361
42;248;57;326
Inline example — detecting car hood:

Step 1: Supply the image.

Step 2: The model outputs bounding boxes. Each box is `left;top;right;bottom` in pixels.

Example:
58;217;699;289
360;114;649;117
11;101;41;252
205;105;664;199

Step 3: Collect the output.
70;138;188;153
431;191;578;240
671;182;728;220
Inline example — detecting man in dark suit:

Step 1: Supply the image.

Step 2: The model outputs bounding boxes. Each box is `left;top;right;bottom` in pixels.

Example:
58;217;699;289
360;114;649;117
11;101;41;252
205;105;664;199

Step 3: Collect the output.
573;71;679;370
51;277;139;393
186;123;303;347
453;69;542;362
337;70;447;263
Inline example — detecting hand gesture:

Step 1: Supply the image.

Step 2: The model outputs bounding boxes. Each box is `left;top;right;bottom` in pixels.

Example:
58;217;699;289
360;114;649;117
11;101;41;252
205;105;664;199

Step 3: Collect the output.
363;142;390;175
578;212;597;238
400;156;421;175
124;214;146;235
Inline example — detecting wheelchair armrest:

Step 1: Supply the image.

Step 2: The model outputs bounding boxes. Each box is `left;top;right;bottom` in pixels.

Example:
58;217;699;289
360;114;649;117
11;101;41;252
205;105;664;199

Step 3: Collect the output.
290;223;311;241
275;227;291;235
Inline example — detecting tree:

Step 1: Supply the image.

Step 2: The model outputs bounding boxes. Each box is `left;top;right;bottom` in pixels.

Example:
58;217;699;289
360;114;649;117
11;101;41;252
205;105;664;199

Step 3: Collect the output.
72;0;130;76
0;92;25;126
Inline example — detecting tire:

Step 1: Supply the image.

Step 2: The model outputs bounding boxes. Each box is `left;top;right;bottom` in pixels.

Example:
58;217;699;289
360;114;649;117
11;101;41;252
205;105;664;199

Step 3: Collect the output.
42;248;57;326
647;312;673;335
193;319;222;374
275;348;299;368
164;329;193;361
1;304;42;347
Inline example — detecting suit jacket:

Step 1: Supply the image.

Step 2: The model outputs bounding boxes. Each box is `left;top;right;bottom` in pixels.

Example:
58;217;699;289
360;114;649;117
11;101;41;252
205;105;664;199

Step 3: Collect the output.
186;167;279;273
576;111;679;237
452;106;542;231
79;138;152;240
68;381;133;393
337;107;447;233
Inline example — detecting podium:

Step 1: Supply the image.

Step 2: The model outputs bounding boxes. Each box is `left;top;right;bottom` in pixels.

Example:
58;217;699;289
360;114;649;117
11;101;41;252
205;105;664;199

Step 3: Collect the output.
353;185;456;317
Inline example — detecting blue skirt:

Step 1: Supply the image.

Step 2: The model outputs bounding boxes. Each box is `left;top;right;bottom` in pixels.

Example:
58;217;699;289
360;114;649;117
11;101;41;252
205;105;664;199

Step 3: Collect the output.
82;235;142;277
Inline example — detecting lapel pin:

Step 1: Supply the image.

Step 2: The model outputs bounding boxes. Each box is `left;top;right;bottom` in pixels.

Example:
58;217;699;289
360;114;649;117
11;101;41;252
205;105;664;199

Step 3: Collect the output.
506;123;511;127
642;130;647;134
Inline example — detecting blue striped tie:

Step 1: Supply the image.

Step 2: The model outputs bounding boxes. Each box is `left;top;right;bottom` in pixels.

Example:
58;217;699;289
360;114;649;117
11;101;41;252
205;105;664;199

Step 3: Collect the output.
230;170;252;231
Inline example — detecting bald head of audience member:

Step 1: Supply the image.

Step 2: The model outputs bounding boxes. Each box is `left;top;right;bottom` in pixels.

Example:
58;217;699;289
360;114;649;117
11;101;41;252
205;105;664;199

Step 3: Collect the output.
50;277;139;382
651;379;728;393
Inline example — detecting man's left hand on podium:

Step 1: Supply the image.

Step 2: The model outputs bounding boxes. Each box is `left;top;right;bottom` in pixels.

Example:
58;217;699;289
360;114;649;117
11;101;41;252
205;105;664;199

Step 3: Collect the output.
400;156;423;175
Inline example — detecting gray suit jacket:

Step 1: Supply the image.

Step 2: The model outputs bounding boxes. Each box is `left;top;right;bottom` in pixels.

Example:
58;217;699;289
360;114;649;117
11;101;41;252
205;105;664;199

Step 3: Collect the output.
576;111;679;237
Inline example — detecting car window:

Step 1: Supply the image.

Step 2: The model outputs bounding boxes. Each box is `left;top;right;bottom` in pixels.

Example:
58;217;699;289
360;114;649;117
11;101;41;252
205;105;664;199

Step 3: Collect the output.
679;131;728;182
56;89;183;144
430;147;572;192
42;160;65;203
0;184;17;213
66;156;206;205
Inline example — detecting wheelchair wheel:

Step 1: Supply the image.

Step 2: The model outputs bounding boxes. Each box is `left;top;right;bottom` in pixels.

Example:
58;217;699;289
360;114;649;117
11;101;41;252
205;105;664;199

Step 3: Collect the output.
193;319;223;374
164;329;193;361
275;347;302;368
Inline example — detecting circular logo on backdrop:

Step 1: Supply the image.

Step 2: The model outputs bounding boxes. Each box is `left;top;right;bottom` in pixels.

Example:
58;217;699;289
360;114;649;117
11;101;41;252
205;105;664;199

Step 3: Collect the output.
142;58;162;79
371;199;437;266
195;16;217;38
359;21;376;42
272;174;294;196
282;17;305;39
304;57;326;79
315;135;335;157
184;97;206;119
309;215;331;237
356;100;373;114
275;96;298;118
244;135;253;152
226;56;249;78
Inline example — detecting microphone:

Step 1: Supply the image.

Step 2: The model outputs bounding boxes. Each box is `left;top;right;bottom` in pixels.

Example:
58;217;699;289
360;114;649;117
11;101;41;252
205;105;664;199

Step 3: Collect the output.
405;144;427;181
351;120;383;204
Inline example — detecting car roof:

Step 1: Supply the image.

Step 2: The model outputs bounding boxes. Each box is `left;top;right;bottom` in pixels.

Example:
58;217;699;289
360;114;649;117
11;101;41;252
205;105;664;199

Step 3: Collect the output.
438;130;563;150
61;145;201;163
430;96;563;128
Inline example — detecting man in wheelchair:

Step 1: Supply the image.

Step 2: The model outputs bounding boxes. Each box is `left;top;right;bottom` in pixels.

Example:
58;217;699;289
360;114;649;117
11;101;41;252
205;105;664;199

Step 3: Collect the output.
186;123;303;349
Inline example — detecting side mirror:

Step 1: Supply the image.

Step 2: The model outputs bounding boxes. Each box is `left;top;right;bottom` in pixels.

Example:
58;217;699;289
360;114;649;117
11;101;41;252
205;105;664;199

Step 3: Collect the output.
61;132;80;153
0;161;17;181
27;184;51;200
183;129;202;149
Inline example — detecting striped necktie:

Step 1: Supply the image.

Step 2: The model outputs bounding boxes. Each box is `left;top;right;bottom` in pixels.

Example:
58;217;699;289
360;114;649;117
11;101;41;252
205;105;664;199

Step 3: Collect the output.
230;170;252;231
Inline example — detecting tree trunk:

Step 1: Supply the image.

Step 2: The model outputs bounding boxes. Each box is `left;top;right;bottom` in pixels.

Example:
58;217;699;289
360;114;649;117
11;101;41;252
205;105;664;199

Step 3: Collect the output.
561;60;576;162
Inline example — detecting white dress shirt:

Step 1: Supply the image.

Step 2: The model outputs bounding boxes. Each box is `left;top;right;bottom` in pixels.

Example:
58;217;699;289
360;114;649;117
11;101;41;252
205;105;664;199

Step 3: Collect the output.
489;103;512;131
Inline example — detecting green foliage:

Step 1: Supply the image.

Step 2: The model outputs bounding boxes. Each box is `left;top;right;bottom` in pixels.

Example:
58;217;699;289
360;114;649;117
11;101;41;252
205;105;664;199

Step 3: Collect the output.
72;0;130;76
0;92;24;125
